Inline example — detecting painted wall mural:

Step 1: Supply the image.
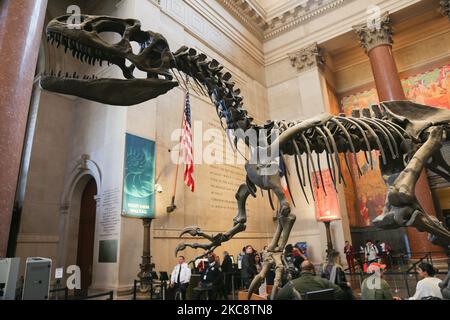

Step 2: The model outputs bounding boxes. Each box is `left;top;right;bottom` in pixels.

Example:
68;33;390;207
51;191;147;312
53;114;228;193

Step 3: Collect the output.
341;64;450;228
403;65;450;109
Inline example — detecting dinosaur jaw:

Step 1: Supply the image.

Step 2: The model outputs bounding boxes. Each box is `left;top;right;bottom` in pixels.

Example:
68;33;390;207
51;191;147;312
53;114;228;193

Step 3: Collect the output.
40;21;179;106
40;76;178;106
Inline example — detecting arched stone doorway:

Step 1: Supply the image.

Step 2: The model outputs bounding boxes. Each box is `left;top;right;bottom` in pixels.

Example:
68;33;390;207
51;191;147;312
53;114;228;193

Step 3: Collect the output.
57;155;102;293
77;178;97;295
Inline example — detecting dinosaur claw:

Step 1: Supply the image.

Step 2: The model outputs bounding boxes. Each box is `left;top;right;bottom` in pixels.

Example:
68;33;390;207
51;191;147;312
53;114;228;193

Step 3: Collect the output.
179;226;201;238
248;275;264;300
175;243;186;257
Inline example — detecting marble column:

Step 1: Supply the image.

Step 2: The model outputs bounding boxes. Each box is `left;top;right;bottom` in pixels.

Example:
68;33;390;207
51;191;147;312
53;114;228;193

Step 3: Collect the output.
354;12;405;101
354;12;441;255
0;0;48;257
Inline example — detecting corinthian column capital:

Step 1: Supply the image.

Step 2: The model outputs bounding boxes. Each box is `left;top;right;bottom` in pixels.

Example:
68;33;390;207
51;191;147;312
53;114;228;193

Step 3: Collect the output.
288;43;325;73
353;12;393;55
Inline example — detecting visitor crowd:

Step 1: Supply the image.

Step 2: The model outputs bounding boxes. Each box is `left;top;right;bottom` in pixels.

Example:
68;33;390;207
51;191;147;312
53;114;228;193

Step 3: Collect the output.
167;240;449;300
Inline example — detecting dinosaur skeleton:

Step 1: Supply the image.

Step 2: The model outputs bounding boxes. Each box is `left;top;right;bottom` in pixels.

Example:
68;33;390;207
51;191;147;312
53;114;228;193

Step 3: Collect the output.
41;15;450;299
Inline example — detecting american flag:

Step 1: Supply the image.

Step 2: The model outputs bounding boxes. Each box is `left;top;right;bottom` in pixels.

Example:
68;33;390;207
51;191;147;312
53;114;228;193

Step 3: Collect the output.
182;92;195;192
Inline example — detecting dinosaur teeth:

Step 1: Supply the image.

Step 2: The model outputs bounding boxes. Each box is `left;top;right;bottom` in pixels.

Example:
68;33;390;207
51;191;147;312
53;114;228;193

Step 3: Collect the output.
48;34;111;69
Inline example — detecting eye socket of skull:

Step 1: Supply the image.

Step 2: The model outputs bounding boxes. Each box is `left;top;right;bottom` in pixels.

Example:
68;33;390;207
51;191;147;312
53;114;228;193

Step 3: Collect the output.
93;20;127;36
46;15;174;76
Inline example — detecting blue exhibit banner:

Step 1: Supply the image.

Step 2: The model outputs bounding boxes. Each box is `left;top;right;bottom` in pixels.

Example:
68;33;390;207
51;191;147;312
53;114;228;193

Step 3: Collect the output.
122;133;156;219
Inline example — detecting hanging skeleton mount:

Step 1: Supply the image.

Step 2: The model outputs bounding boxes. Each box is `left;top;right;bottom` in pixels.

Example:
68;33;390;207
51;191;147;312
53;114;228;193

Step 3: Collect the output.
41;15;450;300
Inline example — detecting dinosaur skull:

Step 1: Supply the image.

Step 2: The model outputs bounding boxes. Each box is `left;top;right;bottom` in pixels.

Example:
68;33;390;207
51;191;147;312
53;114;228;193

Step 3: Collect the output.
40;15;178;105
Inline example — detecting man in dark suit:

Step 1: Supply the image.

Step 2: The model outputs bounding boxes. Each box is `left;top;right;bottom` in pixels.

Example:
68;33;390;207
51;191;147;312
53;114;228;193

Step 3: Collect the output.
192;253;223;300
241;245;256;288
221;251;233;296
222;252;233;272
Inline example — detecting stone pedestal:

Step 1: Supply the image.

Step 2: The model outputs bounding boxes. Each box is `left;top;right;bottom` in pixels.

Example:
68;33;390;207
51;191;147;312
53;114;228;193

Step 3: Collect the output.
0;0;48;257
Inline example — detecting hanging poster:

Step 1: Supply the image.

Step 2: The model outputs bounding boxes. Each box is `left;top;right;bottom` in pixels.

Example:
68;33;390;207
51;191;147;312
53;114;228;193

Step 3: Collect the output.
312;170;341;222
122;133;156;219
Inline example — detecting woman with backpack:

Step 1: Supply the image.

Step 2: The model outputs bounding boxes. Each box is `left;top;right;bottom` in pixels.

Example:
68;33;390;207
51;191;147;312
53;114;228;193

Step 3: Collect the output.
320;251;355;300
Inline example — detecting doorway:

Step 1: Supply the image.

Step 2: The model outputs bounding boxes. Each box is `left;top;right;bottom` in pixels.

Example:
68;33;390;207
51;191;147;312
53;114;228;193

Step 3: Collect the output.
76;178;97;295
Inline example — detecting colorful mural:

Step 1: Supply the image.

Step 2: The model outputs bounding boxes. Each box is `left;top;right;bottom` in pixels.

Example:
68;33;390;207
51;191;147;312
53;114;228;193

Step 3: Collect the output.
403;65;450;109
341;64;450;228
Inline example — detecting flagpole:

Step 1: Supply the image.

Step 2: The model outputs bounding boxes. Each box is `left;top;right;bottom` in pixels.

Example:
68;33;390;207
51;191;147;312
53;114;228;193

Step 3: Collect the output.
167;92;187;213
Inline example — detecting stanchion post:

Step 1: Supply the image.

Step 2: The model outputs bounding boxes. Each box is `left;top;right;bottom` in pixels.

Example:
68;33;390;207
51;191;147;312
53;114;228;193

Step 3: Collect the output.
231;273;236;300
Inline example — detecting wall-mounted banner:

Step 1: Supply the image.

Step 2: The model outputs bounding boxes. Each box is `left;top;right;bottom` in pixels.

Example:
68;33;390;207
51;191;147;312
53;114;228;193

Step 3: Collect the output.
122;133;156;219
313;170;341;222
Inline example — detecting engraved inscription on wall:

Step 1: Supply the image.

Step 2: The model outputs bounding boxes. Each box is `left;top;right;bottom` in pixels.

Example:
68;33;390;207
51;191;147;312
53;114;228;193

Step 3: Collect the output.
202;117;251;217
99;188;121;238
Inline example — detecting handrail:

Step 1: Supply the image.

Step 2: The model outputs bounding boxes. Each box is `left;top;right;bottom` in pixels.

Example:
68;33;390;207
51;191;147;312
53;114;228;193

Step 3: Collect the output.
344;270;448;276
48;288;114;300
407;252;431;273
343;267;448;297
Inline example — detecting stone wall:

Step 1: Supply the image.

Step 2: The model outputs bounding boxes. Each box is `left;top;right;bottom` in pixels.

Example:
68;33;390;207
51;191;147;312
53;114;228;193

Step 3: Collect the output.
16;0;273;292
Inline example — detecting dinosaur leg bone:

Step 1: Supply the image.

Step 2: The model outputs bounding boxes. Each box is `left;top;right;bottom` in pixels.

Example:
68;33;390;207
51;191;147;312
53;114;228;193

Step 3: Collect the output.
247;251;284;300
248;174;295;299
261;174;293;252
388;126;445;207
374;126;450;246
247;252;275;299
405;207;450;246
175;184;251;261
273;184;296;251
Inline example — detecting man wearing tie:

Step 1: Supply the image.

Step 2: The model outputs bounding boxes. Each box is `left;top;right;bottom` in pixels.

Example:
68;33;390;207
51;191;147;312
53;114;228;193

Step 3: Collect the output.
170;256;191;300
